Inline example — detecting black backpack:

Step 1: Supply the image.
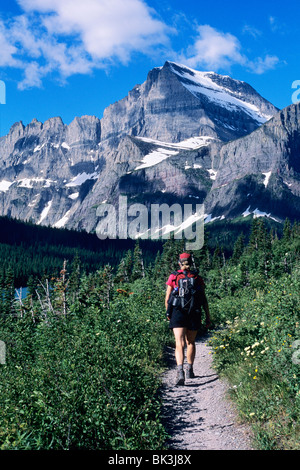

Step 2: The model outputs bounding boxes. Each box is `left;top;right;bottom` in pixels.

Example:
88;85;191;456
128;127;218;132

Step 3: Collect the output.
169;270;200;314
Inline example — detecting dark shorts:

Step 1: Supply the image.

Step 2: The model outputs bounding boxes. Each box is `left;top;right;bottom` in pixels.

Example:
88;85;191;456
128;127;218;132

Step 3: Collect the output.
168;307;202;331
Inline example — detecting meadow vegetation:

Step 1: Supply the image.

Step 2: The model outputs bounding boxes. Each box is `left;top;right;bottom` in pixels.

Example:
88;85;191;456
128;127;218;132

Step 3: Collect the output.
0;218;299;450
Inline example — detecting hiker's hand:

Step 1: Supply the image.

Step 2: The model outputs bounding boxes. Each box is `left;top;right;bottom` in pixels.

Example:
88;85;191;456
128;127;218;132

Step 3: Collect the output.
205;319;211;328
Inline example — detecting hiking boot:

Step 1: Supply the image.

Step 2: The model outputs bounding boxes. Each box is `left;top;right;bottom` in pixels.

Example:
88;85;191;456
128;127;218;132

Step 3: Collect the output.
186;367;195;379
175;369;185;386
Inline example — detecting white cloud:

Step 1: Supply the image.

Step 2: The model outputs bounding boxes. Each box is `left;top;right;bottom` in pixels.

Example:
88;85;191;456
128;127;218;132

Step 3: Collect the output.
178;24;280;75
0;22;21;67
18;0;171;61
247;55;280;75
180;25;247;70
1;0;171;88
242;24;262;39
0;2;280;89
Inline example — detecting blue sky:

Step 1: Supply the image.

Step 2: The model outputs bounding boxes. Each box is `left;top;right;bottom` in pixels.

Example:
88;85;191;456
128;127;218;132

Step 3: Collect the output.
0;0;299;137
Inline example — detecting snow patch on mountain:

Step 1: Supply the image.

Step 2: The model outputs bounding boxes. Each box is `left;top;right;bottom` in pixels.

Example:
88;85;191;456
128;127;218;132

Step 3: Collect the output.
54;209;71;228
18;177;56;188
65;172;99;187
262;171;272;187
0;180;15;192
242;206;280;222
135;148;178;170
207;169;217;180
135;135;217;150
168;62;273;124
37;200;52;225
134;135;215;170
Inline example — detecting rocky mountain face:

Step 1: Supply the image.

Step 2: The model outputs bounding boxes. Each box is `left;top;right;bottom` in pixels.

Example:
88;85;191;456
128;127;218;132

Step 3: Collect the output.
0;61;298;238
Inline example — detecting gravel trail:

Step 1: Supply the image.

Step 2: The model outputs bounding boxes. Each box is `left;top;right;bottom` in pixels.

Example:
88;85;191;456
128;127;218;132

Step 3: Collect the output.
160;332;255;450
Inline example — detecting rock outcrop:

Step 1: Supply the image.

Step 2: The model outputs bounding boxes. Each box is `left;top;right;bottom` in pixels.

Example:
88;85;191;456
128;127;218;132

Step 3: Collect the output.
0;61;298;235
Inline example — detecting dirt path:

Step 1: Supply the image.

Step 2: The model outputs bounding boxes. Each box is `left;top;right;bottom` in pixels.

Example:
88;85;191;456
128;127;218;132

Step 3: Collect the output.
160;332;255;450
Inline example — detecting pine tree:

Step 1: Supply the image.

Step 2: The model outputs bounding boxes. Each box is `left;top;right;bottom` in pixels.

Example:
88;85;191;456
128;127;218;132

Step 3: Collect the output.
124;249;133;282
160;237;184;280
193;227;210;273
232;233;245;264
131;240;145;281
283;218;292;242
152;251;162;280
3;266;15;316
212;245;221;270
69;252;81;299
249;218;261;251
99;264;114;308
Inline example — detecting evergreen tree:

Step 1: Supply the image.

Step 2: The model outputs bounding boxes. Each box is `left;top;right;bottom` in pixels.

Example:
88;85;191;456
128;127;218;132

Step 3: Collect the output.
193;227;211;273
152;251;162;280
69;252;81;299
232;233;245;264
3;266;15;316
283;218;292;242
99;264;114;309
131;240;145;281
160;237;184;280
212;245;222;270
123;249;133;282
249;218;262;252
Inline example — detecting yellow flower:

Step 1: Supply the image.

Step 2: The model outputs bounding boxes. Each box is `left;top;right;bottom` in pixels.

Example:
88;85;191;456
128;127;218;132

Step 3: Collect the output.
253;376;257;379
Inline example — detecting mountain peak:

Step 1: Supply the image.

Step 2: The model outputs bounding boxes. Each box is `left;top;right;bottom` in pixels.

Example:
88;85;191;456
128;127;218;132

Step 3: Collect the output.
164;61;277;124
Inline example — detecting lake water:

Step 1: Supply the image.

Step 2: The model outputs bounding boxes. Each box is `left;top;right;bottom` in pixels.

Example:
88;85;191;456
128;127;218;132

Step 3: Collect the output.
15;287;28;299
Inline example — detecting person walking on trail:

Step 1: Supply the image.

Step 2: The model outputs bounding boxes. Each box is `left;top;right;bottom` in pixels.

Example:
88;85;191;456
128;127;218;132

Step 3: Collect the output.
165;253;211;386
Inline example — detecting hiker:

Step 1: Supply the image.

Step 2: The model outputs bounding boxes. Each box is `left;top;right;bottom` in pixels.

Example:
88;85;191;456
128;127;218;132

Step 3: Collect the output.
165;253;211;385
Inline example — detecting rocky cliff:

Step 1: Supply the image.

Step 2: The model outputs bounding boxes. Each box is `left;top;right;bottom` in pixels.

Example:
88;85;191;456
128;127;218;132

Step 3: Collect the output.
0;61;298;237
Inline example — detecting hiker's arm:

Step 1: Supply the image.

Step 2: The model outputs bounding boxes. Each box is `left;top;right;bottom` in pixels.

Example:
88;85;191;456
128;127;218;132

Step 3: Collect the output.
165;285;172;310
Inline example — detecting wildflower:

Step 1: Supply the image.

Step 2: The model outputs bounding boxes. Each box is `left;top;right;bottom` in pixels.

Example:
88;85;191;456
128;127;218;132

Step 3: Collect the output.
249;412;255;416
253;376;257;379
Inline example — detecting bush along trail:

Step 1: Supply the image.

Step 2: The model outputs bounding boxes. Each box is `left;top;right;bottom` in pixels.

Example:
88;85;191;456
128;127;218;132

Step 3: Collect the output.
0;218;299;450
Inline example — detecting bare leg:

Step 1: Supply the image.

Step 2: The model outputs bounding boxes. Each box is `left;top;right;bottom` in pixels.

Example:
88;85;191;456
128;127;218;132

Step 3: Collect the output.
173;327;186;365
185;329;198;366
